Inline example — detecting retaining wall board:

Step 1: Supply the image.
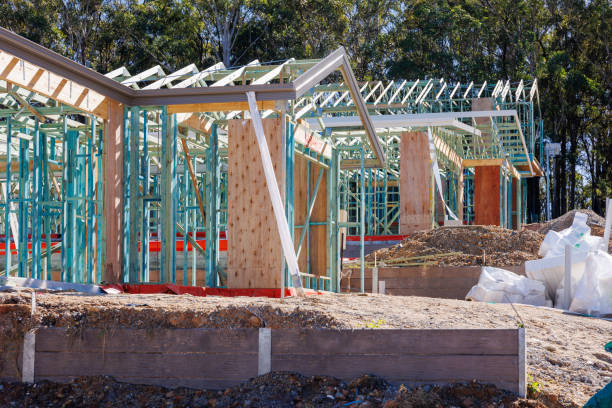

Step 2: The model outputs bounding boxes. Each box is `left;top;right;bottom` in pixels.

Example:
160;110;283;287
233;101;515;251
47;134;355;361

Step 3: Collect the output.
344;265;526;299
0;341;22;381
6;327;525;396
34;328;259;388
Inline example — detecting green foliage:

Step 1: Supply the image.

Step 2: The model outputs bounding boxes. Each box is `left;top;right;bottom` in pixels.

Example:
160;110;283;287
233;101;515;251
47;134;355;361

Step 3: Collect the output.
360;318;386;329
527;373;542;396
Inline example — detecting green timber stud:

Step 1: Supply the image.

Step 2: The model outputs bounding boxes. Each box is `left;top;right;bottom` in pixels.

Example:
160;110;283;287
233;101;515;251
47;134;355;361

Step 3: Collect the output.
61;129;78;282
32;119;42;279
190;153;197;286
284;122;295;289
3;117;11;276
499;168;503;228
160;107;177;283
42;122;51;280
141;113;150;282
182;146;188;286
75;133;86;283
212;124;221;285
122;106;129;281
71;130;81;282
360;147;365;293
327;147;340;292
306;156;311;281
205;123;220;287
18;133;29;278
334;148;341;292
60;117;67;281
86;118;95;283
516;177;522;231
95;127;103;283
128;106;141;283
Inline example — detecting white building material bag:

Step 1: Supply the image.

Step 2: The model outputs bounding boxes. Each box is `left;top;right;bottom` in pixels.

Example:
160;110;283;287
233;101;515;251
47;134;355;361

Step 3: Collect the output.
466;267;550;307
569;250;612;316
538;212;599;258
527;212;602;305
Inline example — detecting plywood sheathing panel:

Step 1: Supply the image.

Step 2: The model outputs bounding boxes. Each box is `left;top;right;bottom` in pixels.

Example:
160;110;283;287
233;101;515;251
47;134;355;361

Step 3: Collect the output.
227;118;284;288
474;166;501;226
102;99;124;283
293;154;328;278
400;131;431;233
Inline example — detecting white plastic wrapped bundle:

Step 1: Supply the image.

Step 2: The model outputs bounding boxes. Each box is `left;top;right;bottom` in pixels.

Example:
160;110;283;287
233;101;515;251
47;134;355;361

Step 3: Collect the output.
528;212;603;306
466;267;550;307
538;212;598;258
569;250;612;316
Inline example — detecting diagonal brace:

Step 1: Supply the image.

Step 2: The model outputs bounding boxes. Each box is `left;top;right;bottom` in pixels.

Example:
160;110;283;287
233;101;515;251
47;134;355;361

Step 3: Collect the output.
246;91;304;295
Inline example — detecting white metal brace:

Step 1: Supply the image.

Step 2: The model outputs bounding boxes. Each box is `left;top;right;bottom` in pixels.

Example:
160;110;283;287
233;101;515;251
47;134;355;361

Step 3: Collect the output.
246;91;305;296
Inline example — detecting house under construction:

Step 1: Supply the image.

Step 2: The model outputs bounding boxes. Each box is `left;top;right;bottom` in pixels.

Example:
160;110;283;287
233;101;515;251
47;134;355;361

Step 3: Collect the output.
0;27;544;292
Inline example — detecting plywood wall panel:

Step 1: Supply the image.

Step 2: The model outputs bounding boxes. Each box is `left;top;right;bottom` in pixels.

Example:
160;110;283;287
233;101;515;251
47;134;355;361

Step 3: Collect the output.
474;166;501;226
400;131;432;232
227;119;284;288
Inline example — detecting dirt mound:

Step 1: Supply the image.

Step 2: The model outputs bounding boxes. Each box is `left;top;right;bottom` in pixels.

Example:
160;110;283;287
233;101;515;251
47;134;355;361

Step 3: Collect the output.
528;210;606;235
0;291;342;338
366;225;544;267
0;374;577;407
523;210;611;253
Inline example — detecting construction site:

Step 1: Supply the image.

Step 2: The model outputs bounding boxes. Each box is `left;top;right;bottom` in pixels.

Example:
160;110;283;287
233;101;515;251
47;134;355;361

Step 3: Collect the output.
0;22;610;408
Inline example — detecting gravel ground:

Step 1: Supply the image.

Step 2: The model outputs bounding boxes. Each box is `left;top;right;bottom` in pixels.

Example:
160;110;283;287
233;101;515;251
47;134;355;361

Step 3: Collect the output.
1;291;610;405
0;372;574;408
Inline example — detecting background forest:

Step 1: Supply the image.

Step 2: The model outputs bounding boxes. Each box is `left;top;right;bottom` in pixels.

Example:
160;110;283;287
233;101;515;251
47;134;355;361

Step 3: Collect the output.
2;0;610;217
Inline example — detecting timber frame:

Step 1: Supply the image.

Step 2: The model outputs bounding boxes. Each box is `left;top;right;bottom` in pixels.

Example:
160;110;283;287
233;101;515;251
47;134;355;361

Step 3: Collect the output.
0;26;545;292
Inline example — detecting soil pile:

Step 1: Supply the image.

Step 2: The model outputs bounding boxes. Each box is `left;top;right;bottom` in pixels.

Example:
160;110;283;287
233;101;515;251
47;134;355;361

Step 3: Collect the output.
0;291;342;340
523;209;611;253
0;373;576;407
526;209;605;235
365;225;544;267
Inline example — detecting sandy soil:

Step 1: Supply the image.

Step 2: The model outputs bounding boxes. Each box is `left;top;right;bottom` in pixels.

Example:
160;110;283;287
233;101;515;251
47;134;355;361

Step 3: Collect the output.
1;290;610;405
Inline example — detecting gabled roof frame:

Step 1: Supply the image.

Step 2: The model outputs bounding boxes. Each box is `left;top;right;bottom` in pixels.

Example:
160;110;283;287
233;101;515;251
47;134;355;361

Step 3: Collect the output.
0;27;385;167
